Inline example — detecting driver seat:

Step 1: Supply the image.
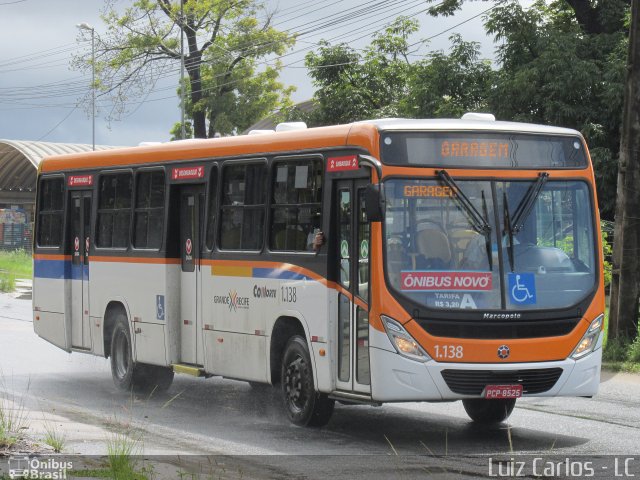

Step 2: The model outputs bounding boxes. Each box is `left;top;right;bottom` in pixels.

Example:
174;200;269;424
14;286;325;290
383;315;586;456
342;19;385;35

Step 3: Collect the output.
412;226;452;270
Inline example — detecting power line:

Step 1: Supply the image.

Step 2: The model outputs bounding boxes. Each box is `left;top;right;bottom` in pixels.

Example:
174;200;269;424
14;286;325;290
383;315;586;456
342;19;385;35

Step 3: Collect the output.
0;0;487;121
0;0;433;104
37;107;78;141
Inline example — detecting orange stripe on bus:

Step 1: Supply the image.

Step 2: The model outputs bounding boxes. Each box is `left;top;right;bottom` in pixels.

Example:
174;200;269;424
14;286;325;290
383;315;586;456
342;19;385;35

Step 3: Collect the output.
33;254;71;261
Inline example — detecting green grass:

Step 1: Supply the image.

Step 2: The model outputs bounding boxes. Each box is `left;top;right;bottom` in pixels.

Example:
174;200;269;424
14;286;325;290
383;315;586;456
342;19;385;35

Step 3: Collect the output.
0;395;28;449
0;273;15;293
106;432;148;480
43;421;66;453
0;249;32;278
602;302;640;373
0;249;31;292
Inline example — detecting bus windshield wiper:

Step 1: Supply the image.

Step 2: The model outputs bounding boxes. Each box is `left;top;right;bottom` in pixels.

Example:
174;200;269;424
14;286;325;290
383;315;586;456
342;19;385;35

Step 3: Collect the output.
511;172;549;234
437;170;493;269
437;170;491;235
503;192;515;272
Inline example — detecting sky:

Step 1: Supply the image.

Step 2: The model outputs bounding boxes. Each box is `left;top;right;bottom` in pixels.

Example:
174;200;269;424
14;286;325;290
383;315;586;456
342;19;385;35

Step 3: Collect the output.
0;0;523;147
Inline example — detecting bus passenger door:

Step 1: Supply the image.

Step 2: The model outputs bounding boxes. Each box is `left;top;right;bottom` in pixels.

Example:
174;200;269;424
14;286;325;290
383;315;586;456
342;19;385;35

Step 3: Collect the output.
334;178;371;395
179;185;205;366
69;190;92;350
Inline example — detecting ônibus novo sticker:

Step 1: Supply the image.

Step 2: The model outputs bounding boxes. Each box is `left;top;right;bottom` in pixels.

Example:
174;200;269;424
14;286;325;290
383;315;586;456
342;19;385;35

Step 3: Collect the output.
401;271;492;292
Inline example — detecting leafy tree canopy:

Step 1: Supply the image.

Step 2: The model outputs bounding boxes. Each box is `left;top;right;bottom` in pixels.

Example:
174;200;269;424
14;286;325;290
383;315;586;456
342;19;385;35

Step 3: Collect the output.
304;17;418;126
73;0;296;138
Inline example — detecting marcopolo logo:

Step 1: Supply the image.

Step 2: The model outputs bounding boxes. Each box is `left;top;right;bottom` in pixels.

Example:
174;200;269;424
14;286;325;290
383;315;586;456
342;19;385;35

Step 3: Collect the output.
253;285;276;299
214;290;249;311
497;345;511;359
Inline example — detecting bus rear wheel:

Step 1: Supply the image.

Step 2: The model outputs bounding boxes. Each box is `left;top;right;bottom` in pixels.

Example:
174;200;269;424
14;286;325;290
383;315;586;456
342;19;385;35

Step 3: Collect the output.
110;315;173;393
462;398;516;424
281;336;334;427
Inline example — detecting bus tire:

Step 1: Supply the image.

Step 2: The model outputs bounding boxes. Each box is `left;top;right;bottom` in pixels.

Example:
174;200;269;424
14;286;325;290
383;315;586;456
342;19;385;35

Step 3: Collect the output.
110;315;136;391
462;398;516;424
110;316;174;393
281;336;334;427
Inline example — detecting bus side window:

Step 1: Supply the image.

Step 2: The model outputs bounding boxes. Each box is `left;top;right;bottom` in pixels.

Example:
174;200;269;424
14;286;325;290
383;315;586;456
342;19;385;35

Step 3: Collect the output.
219;163;266;250
96;173;132;248
270;159;322;252
205;166;218;250
37;177;65;248
133;170;165;249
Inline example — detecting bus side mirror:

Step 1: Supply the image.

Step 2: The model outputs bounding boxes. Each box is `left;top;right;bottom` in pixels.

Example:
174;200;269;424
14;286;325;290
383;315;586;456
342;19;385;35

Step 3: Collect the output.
364;184;385;222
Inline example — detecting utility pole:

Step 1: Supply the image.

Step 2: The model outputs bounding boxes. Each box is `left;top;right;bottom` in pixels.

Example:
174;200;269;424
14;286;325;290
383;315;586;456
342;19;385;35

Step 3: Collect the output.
180;0;186;140
77;22;96;150
608;0;640;340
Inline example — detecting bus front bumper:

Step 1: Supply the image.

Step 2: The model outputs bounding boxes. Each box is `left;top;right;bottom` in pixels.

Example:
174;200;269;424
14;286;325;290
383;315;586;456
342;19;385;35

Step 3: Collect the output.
369;336;602;403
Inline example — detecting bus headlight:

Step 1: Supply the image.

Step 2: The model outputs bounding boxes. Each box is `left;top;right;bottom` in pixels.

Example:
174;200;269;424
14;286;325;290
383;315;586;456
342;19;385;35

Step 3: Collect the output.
381;316;431;362
571;314;604;360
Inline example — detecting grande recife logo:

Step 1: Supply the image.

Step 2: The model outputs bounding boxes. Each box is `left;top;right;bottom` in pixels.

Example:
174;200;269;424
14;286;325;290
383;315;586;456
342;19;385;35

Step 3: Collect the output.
401;271;492;292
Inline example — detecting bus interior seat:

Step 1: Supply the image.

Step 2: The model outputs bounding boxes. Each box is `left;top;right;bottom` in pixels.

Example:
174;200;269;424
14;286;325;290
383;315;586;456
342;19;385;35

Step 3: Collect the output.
449;228;479;265
413;226;452;270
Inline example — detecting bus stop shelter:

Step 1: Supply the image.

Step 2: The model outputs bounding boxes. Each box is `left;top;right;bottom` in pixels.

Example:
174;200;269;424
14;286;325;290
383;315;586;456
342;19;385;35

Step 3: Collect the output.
0;140;118;251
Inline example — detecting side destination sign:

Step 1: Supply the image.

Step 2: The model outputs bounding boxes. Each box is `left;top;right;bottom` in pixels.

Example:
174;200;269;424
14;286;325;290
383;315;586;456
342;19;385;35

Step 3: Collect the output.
68;175;93;187
172;166;205;180
327;155;358;172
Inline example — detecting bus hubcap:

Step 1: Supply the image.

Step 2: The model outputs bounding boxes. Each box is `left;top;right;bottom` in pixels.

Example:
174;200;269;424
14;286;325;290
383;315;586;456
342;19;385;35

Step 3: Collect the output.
285;357;306;409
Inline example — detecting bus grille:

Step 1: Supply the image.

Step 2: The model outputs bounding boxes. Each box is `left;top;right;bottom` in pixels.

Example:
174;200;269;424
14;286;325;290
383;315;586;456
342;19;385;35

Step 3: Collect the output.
441;368;563;395
417;318;580;339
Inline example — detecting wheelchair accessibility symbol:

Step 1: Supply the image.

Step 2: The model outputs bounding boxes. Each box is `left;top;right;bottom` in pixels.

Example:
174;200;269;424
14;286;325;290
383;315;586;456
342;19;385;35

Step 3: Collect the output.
508;273;536;305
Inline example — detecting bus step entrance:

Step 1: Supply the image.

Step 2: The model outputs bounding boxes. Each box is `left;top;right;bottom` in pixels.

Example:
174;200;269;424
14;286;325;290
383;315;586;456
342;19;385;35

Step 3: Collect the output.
172;364;205;377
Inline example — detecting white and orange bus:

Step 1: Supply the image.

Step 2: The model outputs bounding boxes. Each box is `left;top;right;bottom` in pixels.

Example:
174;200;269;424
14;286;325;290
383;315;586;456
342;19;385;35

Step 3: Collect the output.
33;114;604;426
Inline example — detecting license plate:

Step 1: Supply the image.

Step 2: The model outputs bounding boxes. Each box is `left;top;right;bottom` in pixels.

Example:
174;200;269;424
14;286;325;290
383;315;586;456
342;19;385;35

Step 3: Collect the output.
484;384;523;399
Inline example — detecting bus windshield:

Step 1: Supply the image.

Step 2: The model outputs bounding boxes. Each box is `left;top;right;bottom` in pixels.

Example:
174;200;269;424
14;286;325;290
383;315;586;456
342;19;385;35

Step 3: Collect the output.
384;178;596;311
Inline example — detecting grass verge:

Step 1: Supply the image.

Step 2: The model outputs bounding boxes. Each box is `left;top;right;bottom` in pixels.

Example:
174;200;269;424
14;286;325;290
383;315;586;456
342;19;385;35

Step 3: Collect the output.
0;249;31;292
0;390;29;448
0;273;15;293
602;306;640;373
0;249;31;278
43;421;66;453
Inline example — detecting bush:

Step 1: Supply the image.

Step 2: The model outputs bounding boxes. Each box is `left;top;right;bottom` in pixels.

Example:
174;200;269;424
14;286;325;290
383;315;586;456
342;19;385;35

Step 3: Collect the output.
627;324;640;363
602;229;613;288
603;336;629;362
0;273;15;292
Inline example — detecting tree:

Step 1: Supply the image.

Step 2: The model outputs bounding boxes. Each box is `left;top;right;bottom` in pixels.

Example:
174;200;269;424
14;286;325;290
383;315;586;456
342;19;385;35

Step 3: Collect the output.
425;0;630;35
73;0;295;138
482;0;627;219
609;1;640;340
403;34;495;118
304;17;418;126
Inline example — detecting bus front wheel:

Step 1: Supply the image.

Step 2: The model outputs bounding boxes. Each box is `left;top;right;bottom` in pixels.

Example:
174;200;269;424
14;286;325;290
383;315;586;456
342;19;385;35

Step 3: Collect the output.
110;315;173;393
281;336;334;427
462;398;516;424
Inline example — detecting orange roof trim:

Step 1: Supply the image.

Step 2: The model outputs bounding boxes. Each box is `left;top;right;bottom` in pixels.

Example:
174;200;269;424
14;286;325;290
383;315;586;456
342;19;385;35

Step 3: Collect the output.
40;124;380;173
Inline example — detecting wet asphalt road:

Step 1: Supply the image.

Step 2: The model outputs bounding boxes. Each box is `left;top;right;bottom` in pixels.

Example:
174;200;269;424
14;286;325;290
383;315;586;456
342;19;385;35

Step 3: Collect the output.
1;293;639;478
